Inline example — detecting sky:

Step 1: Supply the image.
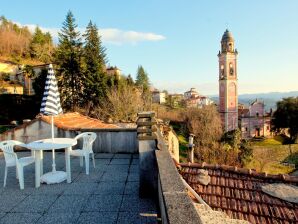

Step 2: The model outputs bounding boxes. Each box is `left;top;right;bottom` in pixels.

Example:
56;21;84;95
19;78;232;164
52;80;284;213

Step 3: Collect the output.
1;0;298;95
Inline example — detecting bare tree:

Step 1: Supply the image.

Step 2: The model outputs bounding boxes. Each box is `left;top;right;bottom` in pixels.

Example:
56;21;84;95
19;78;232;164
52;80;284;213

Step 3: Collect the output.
94;85;144;122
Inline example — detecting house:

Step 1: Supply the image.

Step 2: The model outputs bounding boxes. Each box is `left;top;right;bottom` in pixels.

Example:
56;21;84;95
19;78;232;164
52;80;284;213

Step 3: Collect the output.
0;60;19;75
0;112;119;143
168;93;184;108
179;162;298;224
0;81;23;94
151;89;166;104
239;99;272;139
185;95;214;108
184;87;199;99
106;66;121;79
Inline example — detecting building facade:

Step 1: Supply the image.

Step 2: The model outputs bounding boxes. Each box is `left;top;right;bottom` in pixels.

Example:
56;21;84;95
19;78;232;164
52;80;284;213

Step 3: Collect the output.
239;100;272;139
218;29;238;132
184;88;199;99
152;89;166;104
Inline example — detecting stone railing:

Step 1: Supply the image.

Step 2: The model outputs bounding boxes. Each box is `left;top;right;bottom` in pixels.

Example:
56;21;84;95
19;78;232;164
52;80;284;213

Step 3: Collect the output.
137;112;201;224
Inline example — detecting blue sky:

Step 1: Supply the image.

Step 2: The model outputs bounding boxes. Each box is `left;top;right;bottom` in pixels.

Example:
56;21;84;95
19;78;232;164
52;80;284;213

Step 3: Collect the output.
1;0;298;95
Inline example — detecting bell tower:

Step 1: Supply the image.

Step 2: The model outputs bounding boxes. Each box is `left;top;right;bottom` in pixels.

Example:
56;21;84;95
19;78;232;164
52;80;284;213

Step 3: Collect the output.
218;29;238;132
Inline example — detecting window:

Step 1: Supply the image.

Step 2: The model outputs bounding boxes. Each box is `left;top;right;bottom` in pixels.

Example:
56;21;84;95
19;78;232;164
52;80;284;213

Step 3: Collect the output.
256;112;259;117
245;127;248;131
229;63;234;75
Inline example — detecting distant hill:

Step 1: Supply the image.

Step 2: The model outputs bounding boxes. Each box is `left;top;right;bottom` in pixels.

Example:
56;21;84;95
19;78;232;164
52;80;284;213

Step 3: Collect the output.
210;91;298;111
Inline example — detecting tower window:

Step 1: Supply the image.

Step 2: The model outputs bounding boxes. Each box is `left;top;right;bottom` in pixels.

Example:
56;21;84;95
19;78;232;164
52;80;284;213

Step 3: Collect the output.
220;65;224;79
228;43;233;52
229;63;234;75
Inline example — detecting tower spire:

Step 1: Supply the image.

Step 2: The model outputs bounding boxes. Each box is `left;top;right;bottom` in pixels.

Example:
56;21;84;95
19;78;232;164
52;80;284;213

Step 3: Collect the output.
218;29;238;132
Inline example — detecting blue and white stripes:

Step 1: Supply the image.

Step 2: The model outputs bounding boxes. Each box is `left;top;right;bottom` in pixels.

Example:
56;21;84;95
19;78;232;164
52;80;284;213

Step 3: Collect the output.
40;64;63;116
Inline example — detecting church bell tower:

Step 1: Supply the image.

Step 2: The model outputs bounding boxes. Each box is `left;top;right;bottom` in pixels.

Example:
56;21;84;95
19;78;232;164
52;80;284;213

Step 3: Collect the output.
218;29;238;132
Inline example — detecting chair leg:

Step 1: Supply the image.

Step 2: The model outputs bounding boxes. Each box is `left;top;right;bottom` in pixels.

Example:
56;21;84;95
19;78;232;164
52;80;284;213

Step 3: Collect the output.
92;153;96;168
3;166;7;187
17;165;24;190
16;166;19;179
80;157;84;167
84;154;90;175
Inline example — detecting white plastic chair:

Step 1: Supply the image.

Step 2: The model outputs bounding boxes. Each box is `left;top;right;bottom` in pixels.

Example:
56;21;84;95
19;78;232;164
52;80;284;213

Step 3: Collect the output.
70;132;97;175
0;140;35;190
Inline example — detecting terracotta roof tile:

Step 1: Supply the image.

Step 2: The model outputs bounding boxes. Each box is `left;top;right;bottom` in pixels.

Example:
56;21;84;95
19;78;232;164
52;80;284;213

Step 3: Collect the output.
40;112;119;131
179;163;298;224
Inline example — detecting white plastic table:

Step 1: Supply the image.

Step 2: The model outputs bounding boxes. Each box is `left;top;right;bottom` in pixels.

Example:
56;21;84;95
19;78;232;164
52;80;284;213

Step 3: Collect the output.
24;138;77;188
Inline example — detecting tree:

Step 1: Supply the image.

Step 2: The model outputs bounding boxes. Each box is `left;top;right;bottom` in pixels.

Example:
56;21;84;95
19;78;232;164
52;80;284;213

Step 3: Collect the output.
55;11;84;110
94;85;144;122
0;16;32;58
29;27;54;62
221;129;253;165
126;74;134;86
32;68;47;102
184;106;223;163
82;21;108;108
272;97;298;143
135;65;150;92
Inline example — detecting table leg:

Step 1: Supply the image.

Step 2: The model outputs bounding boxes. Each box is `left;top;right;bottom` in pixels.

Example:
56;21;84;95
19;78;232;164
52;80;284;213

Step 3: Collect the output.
35;151;41;188
66;147;71;183
40;150;43;175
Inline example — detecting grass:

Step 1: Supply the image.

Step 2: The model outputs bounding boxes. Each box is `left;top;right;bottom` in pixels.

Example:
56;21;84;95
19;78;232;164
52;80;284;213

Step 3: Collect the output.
252;135;285;146
178;134;188;163
170;122;189;163
245;136;298;174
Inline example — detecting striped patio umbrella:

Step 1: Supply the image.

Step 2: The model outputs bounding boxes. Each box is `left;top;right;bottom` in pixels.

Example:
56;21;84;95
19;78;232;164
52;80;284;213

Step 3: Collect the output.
40;64;62;174
40;64;62;118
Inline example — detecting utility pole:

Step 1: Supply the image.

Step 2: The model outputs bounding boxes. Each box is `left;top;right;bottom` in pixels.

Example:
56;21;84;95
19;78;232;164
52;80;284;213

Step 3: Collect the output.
188;134;195;163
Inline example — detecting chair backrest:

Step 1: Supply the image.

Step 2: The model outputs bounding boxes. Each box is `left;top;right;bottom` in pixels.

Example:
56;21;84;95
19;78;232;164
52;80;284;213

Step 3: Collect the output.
0;140;23;166
74;132;97;153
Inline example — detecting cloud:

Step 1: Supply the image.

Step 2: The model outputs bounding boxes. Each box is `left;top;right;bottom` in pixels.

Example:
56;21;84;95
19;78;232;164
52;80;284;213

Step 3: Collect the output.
100;28;165;44
18;22;165;45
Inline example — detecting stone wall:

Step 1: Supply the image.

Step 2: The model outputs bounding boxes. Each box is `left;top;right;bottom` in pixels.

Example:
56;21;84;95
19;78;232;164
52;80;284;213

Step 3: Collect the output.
0;121;138;153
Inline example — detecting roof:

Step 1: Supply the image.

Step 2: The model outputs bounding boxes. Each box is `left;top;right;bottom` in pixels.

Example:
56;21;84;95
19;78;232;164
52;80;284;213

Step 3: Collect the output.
238;108;250;117
222;29;234;42
41;112;119;130
251;99;264;106
179;162;298;224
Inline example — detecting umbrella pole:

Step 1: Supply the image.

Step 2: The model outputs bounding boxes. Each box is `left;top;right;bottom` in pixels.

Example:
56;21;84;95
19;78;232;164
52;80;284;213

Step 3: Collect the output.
51;116;56;172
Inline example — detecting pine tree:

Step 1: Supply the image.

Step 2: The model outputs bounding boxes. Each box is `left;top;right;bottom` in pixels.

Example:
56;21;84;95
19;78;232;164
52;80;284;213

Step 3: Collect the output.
55;11;83;110
83;21;108;107
135;65;150;92
126;74;134;86
29;27;53;62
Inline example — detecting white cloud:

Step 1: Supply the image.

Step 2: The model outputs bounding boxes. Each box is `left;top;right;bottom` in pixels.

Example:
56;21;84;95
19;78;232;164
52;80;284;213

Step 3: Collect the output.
18;22;165;45
100;28;165;44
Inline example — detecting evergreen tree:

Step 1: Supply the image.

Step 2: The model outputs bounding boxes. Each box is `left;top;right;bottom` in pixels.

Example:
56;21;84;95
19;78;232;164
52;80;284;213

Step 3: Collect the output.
83;21;108;107
126;74;134;86
135;65;150;92
29;27;54;62
55;11;83;110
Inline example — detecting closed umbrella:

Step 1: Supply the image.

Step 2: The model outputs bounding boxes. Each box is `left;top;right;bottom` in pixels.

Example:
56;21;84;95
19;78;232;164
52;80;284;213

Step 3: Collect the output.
39;64;65;183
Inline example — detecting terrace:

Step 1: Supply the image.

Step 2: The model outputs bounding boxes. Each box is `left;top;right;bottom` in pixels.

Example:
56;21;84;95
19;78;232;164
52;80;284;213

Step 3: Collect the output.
0;152;158;224
0;112;204;224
